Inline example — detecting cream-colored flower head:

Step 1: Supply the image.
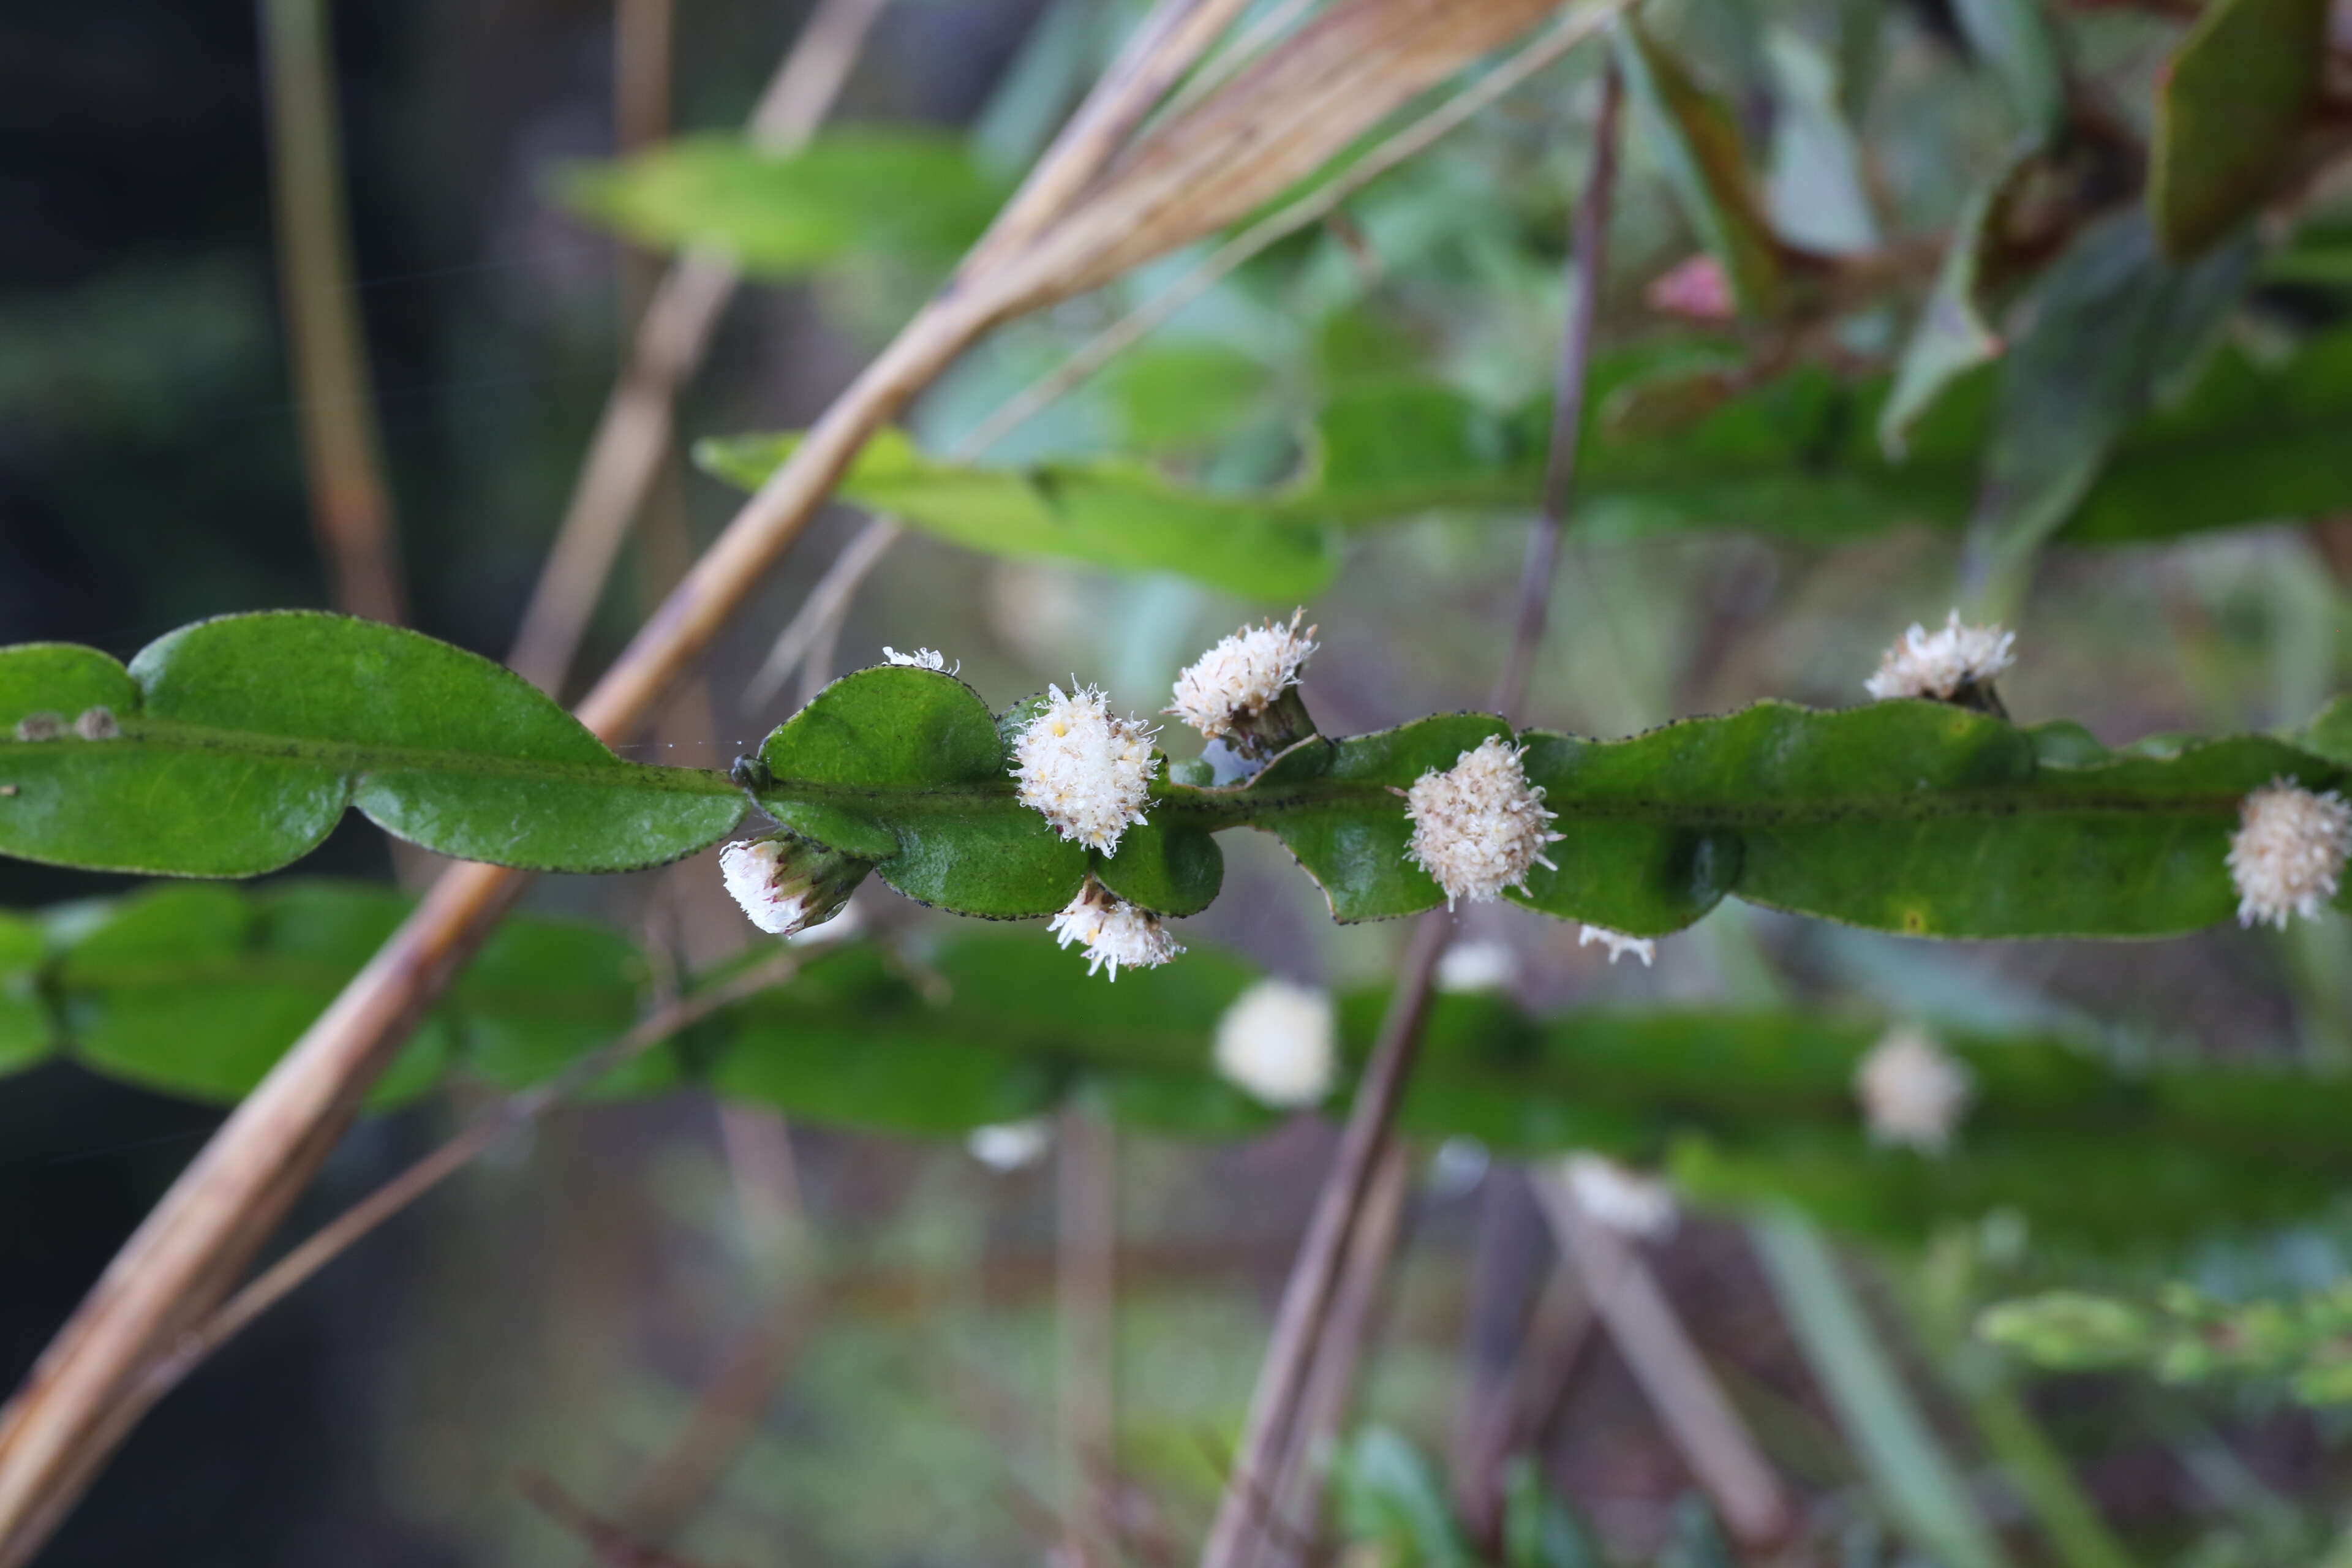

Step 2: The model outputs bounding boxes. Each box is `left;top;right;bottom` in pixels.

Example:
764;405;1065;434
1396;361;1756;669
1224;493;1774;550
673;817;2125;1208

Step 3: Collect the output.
1011;682;1159;853
967;1118;1052;1170
1403;736;1561;907
1436;940;1520;994
1049;876;1182;980
1213;978;1337;1108
1564;1153;1678;1239
1864;609;2016;701
1854;1025;1973;1155
1578;925;1656;967
1167;609;1317;741
2228;778;2352;930
718;835;862;938
884;646;954;673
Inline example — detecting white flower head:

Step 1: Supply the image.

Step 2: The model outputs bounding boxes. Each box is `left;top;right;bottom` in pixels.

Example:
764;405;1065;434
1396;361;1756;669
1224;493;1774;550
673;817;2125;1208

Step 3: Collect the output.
1436;941;1520;994
1403;736;1561;907
719;834;865;937
1011;682;1159;853
1864;609;2016;701
1049;876;1182;980
1578;925;1656;967
1167;609;1318;740
884;646;957;673
967;1118;1052;1170
2228;778;2352;930
1564;1153;1679;1240
1213;978;1337;1108
1855;1025;1974;1155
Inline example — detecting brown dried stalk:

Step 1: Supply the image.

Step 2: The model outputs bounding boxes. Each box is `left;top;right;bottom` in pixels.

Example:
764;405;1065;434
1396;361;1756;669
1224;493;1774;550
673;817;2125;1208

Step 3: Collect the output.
0;5;1605;1558
260;0;407;626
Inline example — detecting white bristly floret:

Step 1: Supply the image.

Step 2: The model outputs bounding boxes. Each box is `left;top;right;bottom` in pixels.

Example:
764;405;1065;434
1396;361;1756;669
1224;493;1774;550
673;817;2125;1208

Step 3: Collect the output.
719;839;841;937
1578;925;1656;967
1213;979;1336;1109
1167;609;1318;739
884;646;954;673
1049;878;1182;980
1403;736;1561;908
967;1119;1052;1170
1864;609;2016;701
1436;941;1520;994
2228;778;2352;930
1012;683;1159;853
1854;1025;1973;1155
1564;1153;1679;1240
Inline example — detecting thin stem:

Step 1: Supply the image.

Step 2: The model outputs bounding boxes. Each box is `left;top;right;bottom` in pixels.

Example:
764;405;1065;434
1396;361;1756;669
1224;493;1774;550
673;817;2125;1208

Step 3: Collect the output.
259;0;407;626
746;516;905;706
1057;1106;1119;1563
507;0;895;695
1196;910;1449;1568
137;950;800;1406
1491;58;1622;720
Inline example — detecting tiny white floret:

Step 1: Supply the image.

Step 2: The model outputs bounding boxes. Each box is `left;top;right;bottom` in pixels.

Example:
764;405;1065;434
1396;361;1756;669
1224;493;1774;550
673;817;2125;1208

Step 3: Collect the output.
1167;609;1318;739
1049;877;1182;980
1403;736;1561;907
1213;978;1337;1108
2228;778;2352;930
1012;682;1159;853
884;646;956;673
1564;1153;1679;1240
1864;609;2016;701
719;837;856;938
967;1118;1052;1170
1436;941;1520;994
1855;1025;1973;1155
1578;925;1656;967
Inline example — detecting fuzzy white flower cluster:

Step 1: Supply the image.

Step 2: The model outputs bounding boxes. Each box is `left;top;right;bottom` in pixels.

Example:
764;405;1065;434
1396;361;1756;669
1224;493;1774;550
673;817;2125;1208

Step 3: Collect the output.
1167;610;1317;739
718;837;854;937
1564;1153;1679;1240
1403;736;1562;907
1854;1025;1973;1154
1864;609;2016;701
1049;877;1182;979
1011;683;1159;853
1213;978;1336;1108
1578;925;1656;967
1435;941;1520;994
2228;778;2352;930
884;646;953;672
967;1118;1053;1170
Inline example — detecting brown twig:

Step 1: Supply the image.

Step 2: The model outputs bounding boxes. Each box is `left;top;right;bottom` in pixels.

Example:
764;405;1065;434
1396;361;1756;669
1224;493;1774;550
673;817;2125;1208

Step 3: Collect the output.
1058;1106;1120;1563
519;1468;737;1568
135;949;801;1407
1199;56;1624;1567
1533;1174;1796;1550
259;0;407;627
507;0;896;695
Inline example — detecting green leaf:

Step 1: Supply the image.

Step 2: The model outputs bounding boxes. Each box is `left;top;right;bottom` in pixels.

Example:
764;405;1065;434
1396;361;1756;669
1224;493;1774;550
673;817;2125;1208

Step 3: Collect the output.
0;911;53;1079
1502;1458;1602;1568
1967;212;2260;580
1334;1427;1477;1567
54;881;450;1108
755;665;1087;918
696;429;1340;600
2148;0;2332;260
0;613;745;877
1615;19;1790;318
1246;714;1512;922
1950;0;2065;147
560;130;1011;279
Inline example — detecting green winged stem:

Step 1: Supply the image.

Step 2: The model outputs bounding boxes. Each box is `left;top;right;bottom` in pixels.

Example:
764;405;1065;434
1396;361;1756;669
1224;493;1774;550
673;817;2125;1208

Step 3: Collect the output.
9;877;2352;1253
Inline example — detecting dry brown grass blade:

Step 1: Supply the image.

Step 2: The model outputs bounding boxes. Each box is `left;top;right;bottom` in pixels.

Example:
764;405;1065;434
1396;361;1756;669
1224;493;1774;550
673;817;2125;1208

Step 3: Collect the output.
0;5;1605;1558
971;0;1585;320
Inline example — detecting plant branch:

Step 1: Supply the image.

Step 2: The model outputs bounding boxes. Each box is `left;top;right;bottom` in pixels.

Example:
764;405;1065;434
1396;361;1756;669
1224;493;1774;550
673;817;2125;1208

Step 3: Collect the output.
507;0;895;695
259;0;407;626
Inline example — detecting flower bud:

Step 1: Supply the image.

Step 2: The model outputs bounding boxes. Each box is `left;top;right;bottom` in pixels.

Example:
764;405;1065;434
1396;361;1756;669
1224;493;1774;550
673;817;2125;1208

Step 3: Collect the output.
719;832;872;937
